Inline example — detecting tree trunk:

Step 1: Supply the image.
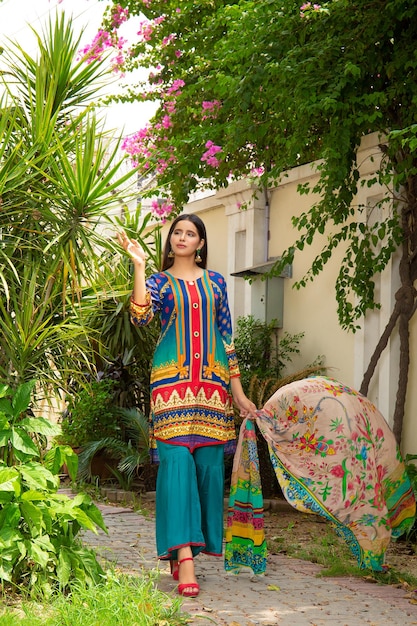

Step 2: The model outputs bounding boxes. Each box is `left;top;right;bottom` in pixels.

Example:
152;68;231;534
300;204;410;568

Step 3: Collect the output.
359;303;400;397
393;310;410;443
360;170;417;445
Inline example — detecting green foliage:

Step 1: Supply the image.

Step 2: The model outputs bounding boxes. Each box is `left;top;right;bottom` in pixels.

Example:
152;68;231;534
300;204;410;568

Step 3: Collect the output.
0;572;189;625
233;317;326;497
0;13;139;397
99;0;417;330
60;379;121;449
234;315;304;390
232;315;326;497
78;208;162;417
0;381;106;594
0;380;58;465
77;407;150;488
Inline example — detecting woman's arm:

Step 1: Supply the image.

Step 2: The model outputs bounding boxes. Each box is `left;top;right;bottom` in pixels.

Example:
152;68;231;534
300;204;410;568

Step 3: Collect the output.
117;231;147;304
231;376;258;418
118;230;156;326
131;259;147;305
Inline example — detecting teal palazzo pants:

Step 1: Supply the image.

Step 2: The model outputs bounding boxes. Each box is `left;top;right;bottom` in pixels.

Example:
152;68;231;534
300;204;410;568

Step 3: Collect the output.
155;441;225;560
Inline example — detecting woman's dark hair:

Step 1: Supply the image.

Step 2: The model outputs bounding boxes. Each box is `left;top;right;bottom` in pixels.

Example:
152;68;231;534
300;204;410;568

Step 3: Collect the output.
161;213;208;270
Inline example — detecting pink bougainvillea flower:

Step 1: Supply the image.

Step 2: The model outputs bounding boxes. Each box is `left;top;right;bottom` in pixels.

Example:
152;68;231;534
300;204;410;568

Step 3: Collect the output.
151;199;174;222
166;79;185;95
162;33;177;47
164;101;176;114
110;4;129;29
138;20;154;42
201;100;222;120
202;100;221;110
250;166;265;177
78;29;113;63
300;2;322;17
161;115;172;129
201;140;222;168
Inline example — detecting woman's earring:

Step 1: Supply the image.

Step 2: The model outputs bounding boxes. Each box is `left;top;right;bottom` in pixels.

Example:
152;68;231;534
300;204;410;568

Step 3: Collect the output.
195;249;202;263
168;248;175;258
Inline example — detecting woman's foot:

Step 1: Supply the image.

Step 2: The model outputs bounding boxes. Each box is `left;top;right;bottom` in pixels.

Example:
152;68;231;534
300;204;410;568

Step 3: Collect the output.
177;548;199;597
170;559;179;581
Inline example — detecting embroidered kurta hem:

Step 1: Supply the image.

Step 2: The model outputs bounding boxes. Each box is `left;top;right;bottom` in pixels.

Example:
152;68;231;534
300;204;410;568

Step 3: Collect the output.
225;376;416;574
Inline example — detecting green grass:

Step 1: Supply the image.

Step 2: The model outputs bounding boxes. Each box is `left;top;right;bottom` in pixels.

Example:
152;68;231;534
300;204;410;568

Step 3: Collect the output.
268;518;417;587
0;570;190;626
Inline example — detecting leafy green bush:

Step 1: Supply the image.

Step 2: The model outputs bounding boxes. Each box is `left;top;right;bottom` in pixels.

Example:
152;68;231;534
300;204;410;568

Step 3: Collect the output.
0;381;106;594
234;315;304;390
60;374;152;489
60;379;120;448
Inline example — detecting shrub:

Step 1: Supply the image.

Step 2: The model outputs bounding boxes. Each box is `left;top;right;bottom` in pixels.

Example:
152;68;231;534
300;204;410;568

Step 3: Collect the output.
234;315;304;390
0;380;106;594
60;379;120;448
77;406;150;490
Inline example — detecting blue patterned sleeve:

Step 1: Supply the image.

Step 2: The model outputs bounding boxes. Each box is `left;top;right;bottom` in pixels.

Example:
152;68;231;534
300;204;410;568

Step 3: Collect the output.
213;273;241;377
130;274;161;326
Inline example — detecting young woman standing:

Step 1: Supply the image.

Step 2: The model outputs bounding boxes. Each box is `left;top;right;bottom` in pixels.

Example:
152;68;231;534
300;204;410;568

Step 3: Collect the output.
118;213;257;597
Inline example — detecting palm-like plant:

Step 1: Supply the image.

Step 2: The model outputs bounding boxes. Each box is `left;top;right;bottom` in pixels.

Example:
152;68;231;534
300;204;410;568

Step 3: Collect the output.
77;407;150;489
77;208;162;403
0;14;139;399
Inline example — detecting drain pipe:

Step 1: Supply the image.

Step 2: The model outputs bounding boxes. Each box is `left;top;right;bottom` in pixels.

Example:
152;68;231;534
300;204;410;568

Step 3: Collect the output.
263;185;270;263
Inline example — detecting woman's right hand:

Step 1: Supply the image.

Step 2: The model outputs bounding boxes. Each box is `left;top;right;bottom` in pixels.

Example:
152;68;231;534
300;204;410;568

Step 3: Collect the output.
117;230;146;267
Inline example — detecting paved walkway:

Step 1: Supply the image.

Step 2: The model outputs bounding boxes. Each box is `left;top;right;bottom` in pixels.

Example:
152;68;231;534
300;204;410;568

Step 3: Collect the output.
80;493;417;626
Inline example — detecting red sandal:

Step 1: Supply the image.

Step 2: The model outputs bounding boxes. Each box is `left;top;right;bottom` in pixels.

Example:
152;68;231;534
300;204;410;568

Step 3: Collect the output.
170;559;179;581
177;557;200;598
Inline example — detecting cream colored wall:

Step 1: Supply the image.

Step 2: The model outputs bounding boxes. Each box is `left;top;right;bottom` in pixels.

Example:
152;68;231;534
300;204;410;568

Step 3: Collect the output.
197;207;229;276
268;166;354;386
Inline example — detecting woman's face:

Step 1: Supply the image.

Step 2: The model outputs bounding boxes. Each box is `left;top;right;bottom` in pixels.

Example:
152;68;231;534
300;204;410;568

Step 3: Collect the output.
170;219;204;259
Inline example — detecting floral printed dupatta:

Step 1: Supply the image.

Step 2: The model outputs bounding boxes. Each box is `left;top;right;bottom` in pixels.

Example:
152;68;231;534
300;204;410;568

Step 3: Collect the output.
225;376;416;573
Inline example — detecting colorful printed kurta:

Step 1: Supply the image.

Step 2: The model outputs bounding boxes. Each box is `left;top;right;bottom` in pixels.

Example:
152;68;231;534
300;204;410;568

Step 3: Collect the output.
130;270;239;462
225;376;416;573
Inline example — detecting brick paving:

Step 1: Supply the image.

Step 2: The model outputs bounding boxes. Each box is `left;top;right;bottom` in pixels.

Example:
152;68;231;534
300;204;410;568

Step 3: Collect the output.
78;493;417;625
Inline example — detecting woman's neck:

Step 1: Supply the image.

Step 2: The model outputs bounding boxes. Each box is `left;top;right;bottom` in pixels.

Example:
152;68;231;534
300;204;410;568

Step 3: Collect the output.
166;259;204;281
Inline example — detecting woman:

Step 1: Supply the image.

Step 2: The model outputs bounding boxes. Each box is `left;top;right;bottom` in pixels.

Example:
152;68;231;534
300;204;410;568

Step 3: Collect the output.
118;213;257;597
225;375;416;574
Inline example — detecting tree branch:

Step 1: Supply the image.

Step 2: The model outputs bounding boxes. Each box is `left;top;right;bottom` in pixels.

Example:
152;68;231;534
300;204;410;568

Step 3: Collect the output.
359;301;401;397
